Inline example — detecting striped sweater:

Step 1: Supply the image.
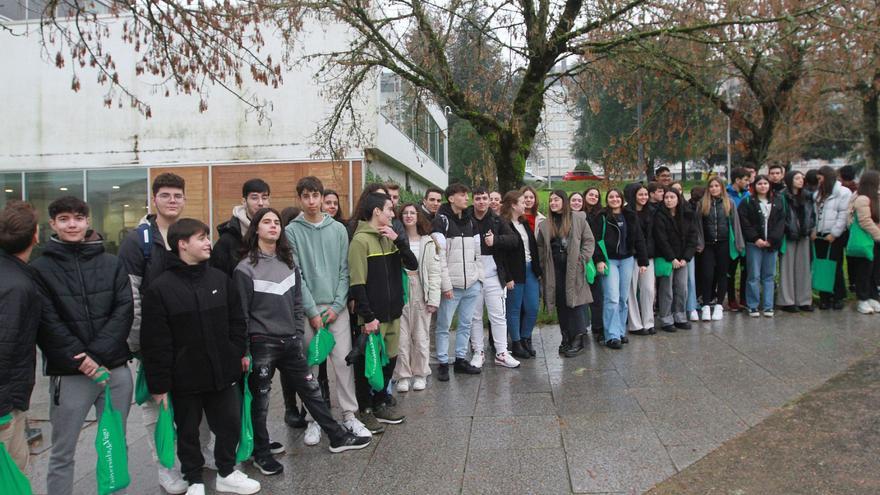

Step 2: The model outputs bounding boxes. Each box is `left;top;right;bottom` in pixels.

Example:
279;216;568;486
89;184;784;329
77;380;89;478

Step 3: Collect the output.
233;252;304;338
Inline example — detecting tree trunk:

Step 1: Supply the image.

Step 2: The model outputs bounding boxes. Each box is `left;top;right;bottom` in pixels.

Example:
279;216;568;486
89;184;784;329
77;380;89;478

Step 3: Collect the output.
862;84;880;170
494;130;527;193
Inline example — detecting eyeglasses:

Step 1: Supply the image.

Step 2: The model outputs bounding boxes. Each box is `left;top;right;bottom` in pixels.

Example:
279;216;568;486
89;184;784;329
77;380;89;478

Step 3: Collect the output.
157;193;185;201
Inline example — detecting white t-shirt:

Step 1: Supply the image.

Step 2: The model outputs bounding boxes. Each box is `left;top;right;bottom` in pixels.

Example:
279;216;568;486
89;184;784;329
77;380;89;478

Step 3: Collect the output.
514;221;532;263
759;198;771;240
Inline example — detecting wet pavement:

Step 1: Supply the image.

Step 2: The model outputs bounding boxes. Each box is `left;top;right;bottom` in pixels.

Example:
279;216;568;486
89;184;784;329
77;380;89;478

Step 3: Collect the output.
22;308;880;494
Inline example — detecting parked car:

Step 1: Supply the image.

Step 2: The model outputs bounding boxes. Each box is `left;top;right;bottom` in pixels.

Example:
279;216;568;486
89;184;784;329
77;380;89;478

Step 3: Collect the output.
563;171;604;181
523;169;547;185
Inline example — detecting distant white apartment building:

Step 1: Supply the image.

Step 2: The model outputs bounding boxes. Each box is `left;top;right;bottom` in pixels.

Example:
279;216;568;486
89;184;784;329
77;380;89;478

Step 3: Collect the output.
526;77;580;179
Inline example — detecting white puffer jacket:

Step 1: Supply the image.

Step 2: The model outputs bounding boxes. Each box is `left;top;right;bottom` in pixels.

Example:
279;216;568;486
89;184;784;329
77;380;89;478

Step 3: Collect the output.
814;181;852;238
432;204;483;292
414;235;442;307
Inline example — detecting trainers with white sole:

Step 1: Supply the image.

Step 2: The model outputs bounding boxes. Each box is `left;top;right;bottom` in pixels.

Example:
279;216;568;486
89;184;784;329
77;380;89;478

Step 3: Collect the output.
303;421;321;446
185;484;205;495
701;306;712;321
343;417;373;438
763;310;774;318
494;351;521;368
712;304;724;321
868;299;880;312
215;470;261;494
857;300;874;314
412;376;427;391
158;466;188;495
469;351;485;369
689;310;699;321
396;378;410;393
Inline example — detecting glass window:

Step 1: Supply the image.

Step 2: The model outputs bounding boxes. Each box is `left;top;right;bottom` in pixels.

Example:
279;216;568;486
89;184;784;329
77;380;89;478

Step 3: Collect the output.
87;169;148;254
25;171;85;250
1;173;22;208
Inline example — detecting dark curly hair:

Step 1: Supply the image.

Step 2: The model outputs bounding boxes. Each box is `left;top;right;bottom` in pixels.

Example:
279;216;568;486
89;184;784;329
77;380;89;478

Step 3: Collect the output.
242;208;294;269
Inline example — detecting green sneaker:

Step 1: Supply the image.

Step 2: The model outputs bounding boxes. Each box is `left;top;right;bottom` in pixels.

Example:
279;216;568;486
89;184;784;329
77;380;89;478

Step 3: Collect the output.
357;411;386;435
372;404;406;425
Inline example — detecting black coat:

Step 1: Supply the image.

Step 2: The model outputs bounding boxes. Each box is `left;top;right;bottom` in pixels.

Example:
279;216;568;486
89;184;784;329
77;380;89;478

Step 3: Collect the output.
472;209;518;283
500;218;542;284
653;207;698;262
633;207;656;258
591;209;649;267
141;256;247;395
31;235;133;376
0;251;41;416
210;216;245;277
783;191;816;240
738;196;786;250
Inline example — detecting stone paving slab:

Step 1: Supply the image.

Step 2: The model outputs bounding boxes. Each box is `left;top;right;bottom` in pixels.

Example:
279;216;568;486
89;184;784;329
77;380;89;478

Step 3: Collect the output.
20;309;880;494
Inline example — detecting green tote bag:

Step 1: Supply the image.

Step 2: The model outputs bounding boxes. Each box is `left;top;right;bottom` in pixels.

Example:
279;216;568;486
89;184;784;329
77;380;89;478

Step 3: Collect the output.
811;242;837;293
845;212;875;260
96;387;131;495
654;257;673;278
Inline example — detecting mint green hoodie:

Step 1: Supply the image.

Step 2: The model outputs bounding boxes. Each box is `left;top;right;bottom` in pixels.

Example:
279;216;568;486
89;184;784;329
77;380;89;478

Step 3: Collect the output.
284;213;349;318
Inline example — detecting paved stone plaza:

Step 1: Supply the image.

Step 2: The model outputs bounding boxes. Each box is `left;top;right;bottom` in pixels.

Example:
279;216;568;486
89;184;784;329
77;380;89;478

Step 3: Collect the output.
23;309;880;494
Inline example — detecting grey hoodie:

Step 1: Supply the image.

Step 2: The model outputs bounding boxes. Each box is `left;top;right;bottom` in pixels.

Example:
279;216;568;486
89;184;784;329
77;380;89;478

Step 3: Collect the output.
233;252;304;338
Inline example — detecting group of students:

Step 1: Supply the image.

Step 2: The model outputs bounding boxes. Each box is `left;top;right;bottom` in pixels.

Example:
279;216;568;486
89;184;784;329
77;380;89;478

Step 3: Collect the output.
3;162;879;495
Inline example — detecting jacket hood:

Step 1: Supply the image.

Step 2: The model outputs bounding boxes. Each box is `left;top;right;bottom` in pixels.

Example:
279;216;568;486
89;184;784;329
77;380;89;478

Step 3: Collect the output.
43;231;106;261
165;253;208;277
293;212;335;230
727;184;748;198
354;220;381;237
232;205;251;236
438;203;472;222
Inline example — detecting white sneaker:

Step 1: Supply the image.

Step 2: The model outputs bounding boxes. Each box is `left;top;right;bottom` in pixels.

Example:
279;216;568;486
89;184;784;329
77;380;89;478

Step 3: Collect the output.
412;376;427;391
749;309;760;317
185;484;205;495
303;421;321;446
158;467;188;495
712;304;724;321
469;351;485;369
215;470;260;495
701;306;712;321
343;417;373;438
857;300;874;314
494;351;521;368
689;310;699;322
396;378;410;393
868;299;880;312
763;310;774;318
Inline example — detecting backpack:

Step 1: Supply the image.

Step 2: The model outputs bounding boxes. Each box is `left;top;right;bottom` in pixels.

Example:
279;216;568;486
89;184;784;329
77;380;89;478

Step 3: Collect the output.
135;223;152;261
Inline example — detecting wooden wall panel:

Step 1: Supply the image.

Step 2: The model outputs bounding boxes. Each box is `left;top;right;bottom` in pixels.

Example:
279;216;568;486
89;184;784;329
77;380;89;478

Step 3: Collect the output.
149;166;210;225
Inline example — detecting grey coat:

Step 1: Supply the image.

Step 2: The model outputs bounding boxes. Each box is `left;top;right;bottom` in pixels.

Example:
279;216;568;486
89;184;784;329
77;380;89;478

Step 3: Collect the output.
537;211;595;312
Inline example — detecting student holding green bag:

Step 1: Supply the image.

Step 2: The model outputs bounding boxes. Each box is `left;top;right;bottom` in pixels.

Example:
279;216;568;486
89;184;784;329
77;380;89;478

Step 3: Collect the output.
813;166;853;310
653;190;698;332
30;197;134;495
696;177;745;322
846;170;880;314
235;208;370;477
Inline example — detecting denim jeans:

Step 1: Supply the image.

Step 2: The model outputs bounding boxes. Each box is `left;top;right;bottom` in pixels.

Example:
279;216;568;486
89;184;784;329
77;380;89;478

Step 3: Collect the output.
745;243;778;311
686;259;699;312
435;281;482;364
249;335;346;458
602;257;635;342
506;262;540;342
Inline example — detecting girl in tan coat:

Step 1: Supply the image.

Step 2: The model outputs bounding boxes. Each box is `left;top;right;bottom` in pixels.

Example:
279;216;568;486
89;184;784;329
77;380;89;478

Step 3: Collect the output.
846;170;880;314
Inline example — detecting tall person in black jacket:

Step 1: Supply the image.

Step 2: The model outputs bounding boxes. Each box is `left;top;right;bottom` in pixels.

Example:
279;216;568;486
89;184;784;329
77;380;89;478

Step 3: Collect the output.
653;191;698;332
738;175;786;317
30;197;134;495
141;219;261;495
0;201;41;472
210;178;271;277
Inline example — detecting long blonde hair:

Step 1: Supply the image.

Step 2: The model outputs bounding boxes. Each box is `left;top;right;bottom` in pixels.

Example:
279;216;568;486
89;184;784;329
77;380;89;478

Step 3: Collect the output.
699;177;733;217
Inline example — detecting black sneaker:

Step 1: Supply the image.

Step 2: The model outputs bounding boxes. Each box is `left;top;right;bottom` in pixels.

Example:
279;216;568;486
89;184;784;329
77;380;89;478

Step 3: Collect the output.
269;441;285;455
328;432;371;453
372;404;406;424
661;325;677;333
674;322;692;330
606;339;622;349
437;363;450;382
799;305;814;312
620;336;629;344
253;456;284;475
454;358;481;375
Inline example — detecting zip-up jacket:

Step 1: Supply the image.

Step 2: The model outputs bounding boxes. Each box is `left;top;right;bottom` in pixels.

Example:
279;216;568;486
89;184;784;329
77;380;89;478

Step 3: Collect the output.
500;218;542;284
471;208;517;284
696;198;746;254
141;256;247;395
591;209;649;267
118;214;171;353
653;207;698;262
783;190;816;240
210;205;250;277
738;195;786;250
432;203;483;292
31;233;133;376
348;221;418;324
234;252;304;339
412;236;442;308
815;181;853;238
0;250;41;417
285;213;350;319
727;184;750;208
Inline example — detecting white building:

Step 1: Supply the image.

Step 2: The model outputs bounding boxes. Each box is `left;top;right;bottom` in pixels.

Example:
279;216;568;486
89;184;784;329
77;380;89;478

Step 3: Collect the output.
525;74;580;179
0;9;447;249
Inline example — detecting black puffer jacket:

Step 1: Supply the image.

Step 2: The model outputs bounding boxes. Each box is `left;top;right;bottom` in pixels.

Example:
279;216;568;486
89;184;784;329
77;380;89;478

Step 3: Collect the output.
0;251;41;416
210;215;246;277
738;196;786;250
31;234;133;376
701;197;730;243
472;208;517;283
500;218;543;284
783;190;816;240
141;256;247;395
591;209;649;267
653;207;698;262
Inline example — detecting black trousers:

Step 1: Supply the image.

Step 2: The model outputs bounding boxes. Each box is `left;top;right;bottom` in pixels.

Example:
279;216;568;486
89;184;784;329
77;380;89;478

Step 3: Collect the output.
699;241;731;305
589;277;604;335
814;236;847;302
850;244;880;301
726;256;747;304
555;258;586;341
350;321;397;411
249;336;346;458
173;385;240;484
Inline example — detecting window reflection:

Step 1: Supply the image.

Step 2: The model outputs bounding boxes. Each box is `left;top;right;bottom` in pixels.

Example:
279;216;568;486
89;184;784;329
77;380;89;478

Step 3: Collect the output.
87;169;148;254
1;173;22;208
25;171;85;253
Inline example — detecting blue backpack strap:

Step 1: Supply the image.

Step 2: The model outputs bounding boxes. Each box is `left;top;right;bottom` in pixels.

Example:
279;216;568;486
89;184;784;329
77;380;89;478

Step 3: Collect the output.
135;223;152;261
